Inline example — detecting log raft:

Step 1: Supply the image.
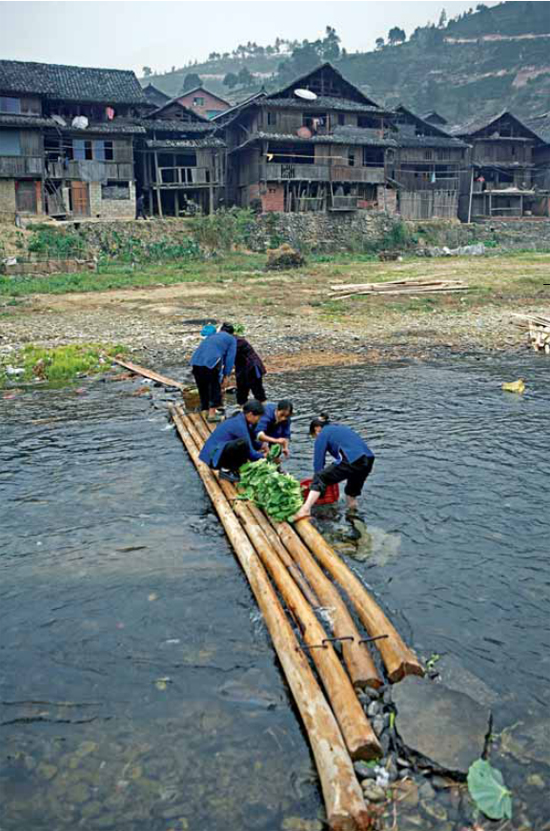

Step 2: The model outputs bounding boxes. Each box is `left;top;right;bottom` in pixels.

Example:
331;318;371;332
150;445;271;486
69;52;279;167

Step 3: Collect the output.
171;407;372;830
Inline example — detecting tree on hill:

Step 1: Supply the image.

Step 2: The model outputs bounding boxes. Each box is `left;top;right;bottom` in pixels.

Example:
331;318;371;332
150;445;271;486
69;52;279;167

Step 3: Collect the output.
182;73;202;91
142;66;152;77
388;26;407;45
375;37;385;49
223;72;239;90
237;66;255;88
322;26;341;61
438;9;447;28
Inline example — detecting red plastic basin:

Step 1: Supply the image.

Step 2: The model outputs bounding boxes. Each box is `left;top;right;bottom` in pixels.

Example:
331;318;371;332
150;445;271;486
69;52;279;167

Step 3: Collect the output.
300;478;340;505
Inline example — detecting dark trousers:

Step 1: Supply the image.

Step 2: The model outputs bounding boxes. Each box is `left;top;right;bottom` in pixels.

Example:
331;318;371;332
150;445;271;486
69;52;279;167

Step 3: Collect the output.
192;365;222;411
311;455;374;498
217;439;249;472
236;373;267;406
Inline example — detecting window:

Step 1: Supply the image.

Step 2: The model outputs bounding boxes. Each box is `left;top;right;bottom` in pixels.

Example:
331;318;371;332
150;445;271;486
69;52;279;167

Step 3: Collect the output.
362;147;384;166
193;97;205;107
348;150;355;167
72;139;93;161
424;150;433;161
94;140;114;161
0;96;21;114
101;181;130;200
267;111;277;126
0;129;21;156
338;114;345;126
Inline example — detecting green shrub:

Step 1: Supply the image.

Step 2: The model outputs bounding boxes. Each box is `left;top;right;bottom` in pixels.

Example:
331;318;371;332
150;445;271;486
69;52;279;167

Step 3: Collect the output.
191;208;256;251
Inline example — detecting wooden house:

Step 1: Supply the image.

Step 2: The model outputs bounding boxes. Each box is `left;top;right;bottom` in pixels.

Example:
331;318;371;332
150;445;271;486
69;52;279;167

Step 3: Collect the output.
138;100;224;216
526;113;550;206
0;59;146;220
390;106;468;220
451;111;542;220
175;86;230;120
142;83;171;108
222;63;396;214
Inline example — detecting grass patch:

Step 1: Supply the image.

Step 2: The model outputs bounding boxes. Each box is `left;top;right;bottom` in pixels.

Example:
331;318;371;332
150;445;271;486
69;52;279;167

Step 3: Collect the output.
0;343;127;389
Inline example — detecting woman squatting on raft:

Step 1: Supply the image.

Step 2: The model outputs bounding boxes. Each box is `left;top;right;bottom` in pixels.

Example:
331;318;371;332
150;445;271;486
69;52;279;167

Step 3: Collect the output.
199;400;266;483
255;400;293;458
293;414;375;521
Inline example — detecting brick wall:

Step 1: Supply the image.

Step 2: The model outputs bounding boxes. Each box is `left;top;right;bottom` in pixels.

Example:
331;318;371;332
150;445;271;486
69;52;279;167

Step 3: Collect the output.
261;184;285;213
88;181;136;221
176;90;229;119
0;180;17;218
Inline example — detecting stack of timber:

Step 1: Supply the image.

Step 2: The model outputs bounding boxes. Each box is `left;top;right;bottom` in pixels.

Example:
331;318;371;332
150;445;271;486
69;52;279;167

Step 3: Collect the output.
170;406;424;831
511;313;550;354
329;279;470;300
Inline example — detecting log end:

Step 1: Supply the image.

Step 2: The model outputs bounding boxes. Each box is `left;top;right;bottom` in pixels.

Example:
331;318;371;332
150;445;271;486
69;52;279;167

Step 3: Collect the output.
387;659;425;684
329;808;376;831
349;736;382;762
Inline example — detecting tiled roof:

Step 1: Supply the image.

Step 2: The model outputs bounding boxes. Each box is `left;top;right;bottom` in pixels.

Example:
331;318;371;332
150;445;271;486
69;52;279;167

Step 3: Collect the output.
448;110;540;142
64;121;146;135
0;113;55;128
265;97;389;114
0;60;146;104
232;130;397;152
269;62;380;108
396;134;467;149
146;137;225;149
525;113;550;144
142;119;214;133
147;100;210;122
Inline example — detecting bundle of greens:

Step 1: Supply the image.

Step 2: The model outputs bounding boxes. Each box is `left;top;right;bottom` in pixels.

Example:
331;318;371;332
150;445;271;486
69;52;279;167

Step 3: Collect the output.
238;459;303;522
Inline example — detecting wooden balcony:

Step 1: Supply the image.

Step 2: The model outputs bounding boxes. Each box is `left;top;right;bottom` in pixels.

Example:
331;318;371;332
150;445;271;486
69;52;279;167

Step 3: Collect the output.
45;160;133;180
394;171;460;191
156;166;218;188
263;162;329;181
330;165;385;184
0;155;43;178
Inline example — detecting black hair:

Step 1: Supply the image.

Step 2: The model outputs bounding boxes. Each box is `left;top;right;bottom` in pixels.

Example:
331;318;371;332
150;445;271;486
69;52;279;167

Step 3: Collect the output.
277;399;293;415
243;400;265;416
309;412;330;436
220;322;235;334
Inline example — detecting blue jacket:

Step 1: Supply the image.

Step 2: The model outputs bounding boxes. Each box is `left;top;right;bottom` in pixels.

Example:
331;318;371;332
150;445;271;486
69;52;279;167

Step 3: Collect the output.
200;413;263;468
256;403;291;440
313;423;374;473
190;331;236;377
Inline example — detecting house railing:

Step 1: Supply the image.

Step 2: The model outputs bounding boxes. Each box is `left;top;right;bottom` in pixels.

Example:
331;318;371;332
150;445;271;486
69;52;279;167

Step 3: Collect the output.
330;165;385;184
394;171;460;191
329;195;358;211
45;159;133;181
0;156;43;178
157;166;217;186
263;162;329;181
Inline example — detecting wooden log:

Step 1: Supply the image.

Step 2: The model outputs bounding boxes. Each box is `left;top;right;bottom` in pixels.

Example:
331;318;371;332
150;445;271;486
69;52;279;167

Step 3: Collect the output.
190;415;321;609
293;520;424;683
269;514;382;690
185;415;381;760
170;407;372;830
330;279;466;292
112;358;186;391
329;287;469;300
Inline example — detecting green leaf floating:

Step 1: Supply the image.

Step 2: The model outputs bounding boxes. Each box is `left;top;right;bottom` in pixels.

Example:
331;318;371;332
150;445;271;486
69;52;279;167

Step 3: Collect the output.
467;759;512;820
238;459;303;522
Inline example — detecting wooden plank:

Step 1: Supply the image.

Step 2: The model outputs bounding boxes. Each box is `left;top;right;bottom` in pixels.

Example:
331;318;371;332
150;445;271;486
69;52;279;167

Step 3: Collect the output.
170;407;372;831
112;357;186;390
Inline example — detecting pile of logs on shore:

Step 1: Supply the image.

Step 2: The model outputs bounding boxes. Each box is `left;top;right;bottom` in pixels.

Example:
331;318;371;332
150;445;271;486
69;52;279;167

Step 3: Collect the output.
512;313;550;354
329;278;470;300
170;407;424;831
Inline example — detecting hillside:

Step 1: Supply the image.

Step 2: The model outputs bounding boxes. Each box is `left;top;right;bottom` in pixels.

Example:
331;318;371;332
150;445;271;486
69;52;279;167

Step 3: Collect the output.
141;2;550;123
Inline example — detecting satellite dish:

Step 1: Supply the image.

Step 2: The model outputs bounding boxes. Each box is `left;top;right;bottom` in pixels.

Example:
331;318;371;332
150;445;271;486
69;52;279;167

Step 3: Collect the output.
294;88;317;101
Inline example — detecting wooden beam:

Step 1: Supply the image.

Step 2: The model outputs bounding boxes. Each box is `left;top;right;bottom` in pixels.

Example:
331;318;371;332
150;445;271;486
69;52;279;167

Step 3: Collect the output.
170;408;372;831
112;357;186;391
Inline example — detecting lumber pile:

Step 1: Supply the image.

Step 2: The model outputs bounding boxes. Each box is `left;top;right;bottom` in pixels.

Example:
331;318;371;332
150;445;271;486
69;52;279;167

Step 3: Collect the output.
511;313;550;354
329;278;470;300
112;357;186;390
170;407;424;830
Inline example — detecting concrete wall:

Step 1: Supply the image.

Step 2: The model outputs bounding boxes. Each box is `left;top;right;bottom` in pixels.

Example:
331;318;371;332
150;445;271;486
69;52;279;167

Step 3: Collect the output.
88;181;136;221
0;180;17;218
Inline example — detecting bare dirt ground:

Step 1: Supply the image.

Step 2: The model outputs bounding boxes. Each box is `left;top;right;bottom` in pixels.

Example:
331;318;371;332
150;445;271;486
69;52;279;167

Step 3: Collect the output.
1;254;549;372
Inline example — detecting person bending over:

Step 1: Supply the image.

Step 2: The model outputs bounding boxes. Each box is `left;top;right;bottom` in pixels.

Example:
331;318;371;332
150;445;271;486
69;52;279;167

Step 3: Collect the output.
256;399;293;458
199;400;266;483
190;325;236;422
293;414;375;521
220;323;267;406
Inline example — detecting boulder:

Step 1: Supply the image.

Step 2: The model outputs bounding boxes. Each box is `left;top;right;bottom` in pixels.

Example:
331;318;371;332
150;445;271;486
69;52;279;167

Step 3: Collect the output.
392;676;490;777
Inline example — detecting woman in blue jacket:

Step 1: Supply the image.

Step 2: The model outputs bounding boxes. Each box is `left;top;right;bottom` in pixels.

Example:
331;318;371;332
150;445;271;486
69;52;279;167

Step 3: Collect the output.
190;326;237;422
256;399;293;458
199;400;266;483
293;414;375;521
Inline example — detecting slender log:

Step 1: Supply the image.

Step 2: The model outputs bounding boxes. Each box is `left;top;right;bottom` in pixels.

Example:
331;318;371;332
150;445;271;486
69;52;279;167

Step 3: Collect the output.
269;516;382;690
170;407;372;830
185;415;381;760
112;358;186;391
294;520;424;683
191;416;320;608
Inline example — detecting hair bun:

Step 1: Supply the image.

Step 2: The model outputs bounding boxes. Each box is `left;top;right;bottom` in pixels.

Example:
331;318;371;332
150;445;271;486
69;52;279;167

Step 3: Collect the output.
320;412;330;422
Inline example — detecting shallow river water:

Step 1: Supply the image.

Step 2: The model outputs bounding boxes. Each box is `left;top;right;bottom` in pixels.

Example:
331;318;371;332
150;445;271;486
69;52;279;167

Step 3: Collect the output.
1;354;549;830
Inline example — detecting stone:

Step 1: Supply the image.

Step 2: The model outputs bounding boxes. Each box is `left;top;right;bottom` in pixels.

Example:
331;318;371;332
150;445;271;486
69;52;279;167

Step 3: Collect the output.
421;799;448;822
36;762;58;780
353;761;377;780
392;676;490;776
435;654;499;708
418;781;436;801
527;773;545;790
372;715;385;736
391;779;419;807
68;781;91;804
500;717;550;767
361;780;387;802
367;701;381;718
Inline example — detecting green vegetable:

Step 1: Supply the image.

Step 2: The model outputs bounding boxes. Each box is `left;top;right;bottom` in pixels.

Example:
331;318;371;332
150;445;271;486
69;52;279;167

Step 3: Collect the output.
238;459;303;522
267;444;282;461
467;759;512;820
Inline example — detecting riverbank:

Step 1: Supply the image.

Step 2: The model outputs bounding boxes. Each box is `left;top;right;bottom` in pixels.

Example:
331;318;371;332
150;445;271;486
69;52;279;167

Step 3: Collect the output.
1;251;549;377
